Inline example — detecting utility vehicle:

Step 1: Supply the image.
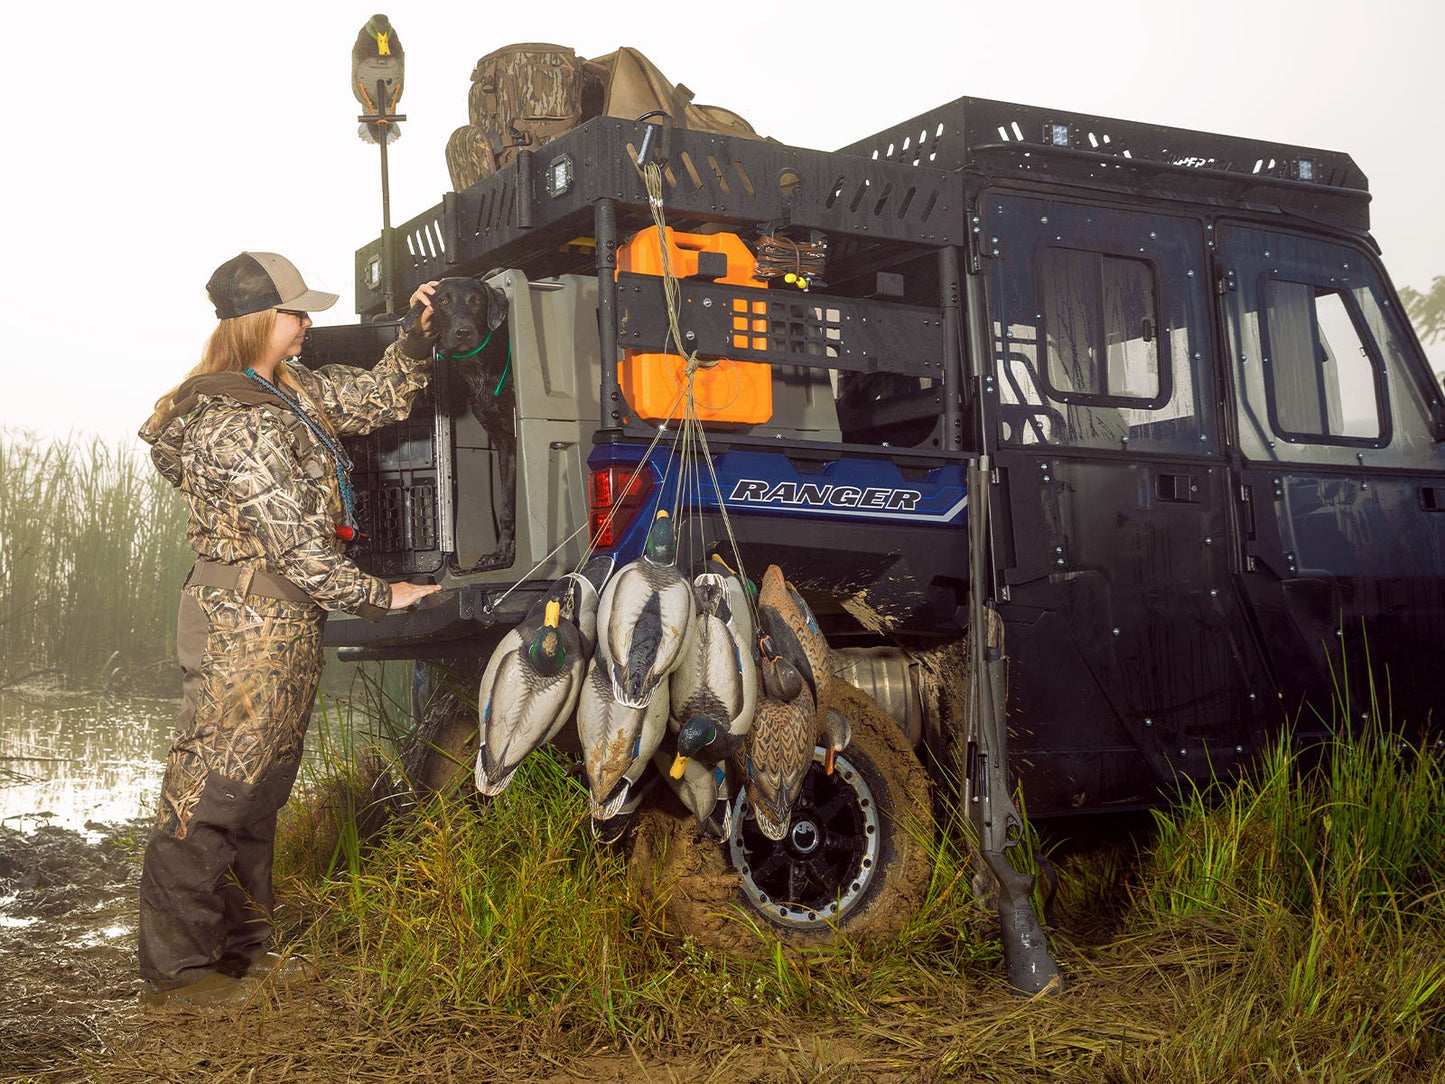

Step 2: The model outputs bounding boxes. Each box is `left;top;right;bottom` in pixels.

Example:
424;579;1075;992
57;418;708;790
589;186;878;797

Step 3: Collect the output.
303;94;1445;989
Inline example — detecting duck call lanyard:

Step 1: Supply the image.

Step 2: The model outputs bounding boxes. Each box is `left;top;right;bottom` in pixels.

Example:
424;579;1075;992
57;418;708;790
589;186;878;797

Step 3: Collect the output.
243;368;358;537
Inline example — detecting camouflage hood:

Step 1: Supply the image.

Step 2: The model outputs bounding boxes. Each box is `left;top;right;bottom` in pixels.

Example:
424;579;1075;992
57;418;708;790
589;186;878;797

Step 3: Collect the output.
141;372;298;488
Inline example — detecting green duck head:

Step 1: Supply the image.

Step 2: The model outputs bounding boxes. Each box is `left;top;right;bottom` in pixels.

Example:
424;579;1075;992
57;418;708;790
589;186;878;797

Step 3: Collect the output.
527;599;566;676
643;510;677;564
365;15;395;55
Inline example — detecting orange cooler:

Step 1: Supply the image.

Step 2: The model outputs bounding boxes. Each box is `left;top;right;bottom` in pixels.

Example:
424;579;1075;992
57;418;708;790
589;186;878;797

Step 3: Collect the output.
618;227;774;424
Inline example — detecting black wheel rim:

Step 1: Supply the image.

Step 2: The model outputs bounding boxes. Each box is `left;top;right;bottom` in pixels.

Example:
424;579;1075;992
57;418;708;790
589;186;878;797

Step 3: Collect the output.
729;747;880;929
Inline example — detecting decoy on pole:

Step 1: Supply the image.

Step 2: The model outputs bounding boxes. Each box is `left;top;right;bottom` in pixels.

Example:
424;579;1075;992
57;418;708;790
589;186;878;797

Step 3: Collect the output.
352;14;405;145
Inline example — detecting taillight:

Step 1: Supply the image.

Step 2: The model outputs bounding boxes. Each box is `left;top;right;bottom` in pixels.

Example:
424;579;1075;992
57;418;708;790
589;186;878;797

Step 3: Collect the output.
589;465;655;548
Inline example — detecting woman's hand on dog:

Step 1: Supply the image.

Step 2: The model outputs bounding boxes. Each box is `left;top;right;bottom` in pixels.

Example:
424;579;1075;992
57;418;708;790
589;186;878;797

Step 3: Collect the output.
409;281;440;333
389;581;442;609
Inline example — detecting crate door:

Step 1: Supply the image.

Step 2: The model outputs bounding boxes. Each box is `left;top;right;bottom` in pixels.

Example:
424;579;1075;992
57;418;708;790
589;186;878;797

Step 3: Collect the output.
301;323;446;578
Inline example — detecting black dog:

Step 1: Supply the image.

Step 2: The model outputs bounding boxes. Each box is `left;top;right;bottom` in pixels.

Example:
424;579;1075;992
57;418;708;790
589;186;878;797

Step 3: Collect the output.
405;275;513;570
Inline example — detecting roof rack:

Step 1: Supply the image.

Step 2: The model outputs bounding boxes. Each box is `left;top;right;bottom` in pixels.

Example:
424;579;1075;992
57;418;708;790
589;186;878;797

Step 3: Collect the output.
841;95;1367;191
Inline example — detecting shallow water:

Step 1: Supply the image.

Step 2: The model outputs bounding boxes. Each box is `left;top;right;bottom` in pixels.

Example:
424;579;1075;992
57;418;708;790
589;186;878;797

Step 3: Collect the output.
0;670;402;836
0;688;172;835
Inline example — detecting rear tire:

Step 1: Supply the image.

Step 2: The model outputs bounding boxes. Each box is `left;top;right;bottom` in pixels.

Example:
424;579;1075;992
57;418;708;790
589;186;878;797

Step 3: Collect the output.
402;656;483;796
630;681;933;951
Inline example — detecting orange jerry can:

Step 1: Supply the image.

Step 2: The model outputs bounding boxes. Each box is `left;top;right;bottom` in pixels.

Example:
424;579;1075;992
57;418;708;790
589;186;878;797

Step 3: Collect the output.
617;227;774;424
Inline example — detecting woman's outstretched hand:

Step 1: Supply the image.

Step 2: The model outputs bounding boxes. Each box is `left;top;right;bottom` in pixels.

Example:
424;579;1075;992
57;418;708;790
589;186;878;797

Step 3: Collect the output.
389;581;442;609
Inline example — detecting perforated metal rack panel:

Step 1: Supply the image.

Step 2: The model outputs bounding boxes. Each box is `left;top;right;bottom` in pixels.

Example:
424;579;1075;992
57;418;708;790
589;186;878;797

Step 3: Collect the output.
299;323;444;577
840;95;1368;191
356;117;966;314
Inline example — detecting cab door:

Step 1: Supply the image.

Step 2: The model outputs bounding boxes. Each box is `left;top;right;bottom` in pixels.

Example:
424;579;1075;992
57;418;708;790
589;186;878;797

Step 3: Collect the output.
981;193;1274;813
1217;224;1445;731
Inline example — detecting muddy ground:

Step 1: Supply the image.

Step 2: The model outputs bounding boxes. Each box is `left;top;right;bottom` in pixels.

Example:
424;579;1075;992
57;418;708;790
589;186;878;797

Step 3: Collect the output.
0;819;966;1084
0;822;147;1080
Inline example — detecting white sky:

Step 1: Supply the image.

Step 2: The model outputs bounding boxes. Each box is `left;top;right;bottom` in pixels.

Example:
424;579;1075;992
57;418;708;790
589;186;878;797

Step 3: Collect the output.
5;0;1442;441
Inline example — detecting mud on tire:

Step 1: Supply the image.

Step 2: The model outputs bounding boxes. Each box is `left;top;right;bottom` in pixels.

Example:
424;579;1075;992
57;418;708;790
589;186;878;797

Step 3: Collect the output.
629;681;934;952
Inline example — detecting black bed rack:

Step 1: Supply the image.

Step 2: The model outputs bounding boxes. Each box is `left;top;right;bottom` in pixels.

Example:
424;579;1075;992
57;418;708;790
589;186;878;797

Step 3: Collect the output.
355;95;1372;317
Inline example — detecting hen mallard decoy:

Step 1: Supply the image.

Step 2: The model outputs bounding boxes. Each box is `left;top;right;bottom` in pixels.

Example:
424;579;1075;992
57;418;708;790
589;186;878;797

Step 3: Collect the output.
473;558;612;795
352;14;404;145
577;652;671;824
758;564;848;772
740;634;816;841
596;511;694;708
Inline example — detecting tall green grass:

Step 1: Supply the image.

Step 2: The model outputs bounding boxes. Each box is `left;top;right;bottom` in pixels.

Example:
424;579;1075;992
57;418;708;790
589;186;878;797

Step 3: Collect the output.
274;681;1444;1080
1131;722;1445;1079
0;430;193;681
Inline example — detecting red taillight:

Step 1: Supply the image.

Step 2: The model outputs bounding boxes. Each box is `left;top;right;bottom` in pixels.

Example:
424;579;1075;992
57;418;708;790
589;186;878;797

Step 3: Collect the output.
589;465;654;548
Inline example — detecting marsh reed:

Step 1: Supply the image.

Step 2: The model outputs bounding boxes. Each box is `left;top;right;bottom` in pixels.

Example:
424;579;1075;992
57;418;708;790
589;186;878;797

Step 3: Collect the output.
0;430;194;683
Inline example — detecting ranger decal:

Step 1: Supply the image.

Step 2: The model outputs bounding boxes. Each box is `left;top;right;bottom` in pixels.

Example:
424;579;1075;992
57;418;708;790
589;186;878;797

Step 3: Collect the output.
728;479;922;512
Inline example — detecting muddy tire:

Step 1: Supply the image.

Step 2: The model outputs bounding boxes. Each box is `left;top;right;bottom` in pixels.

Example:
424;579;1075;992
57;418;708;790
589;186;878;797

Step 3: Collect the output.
630;681;934;951
401;656;484;796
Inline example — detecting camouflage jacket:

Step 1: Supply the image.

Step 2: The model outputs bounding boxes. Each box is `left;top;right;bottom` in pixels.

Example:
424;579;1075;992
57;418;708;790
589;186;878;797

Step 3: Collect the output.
141;339;433;622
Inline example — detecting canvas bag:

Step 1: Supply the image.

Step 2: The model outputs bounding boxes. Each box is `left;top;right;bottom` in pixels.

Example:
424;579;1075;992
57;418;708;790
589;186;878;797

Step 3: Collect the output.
446;43;765;191
467;44;597;162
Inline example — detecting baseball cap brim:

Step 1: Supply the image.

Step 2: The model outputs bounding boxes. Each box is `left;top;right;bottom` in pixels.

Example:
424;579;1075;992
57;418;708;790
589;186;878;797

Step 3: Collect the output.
274;286;340;313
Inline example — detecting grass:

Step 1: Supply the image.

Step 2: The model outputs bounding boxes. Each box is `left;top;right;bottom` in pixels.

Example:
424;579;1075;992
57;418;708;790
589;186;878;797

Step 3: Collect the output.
0;430;192;683
262;683;1444;1082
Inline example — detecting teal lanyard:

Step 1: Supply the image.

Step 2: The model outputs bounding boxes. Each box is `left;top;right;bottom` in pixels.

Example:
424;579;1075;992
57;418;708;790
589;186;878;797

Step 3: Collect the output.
243;368;357;530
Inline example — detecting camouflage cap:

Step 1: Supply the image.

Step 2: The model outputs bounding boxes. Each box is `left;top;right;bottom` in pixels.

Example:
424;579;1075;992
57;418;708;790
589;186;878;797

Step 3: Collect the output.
206;252;339;320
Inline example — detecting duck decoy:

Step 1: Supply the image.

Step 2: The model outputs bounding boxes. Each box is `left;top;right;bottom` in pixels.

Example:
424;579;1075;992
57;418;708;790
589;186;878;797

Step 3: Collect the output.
654;735;733;841
472;557;611;796
669;555;757;746
577;653;671;823
474;598;583;796
740;635;816;841
595;511;694;708
352;14;404;145
758;564;847;772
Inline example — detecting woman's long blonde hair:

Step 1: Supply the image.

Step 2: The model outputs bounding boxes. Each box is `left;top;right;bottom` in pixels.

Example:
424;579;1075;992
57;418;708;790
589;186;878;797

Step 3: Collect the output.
143;310;330;437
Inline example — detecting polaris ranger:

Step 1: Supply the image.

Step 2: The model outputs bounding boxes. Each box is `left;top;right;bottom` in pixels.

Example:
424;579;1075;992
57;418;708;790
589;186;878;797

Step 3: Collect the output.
303;93;1445;989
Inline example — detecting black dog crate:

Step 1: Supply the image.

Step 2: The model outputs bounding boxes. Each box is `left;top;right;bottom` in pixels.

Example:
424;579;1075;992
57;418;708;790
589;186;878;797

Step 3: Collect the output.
299;321;444;577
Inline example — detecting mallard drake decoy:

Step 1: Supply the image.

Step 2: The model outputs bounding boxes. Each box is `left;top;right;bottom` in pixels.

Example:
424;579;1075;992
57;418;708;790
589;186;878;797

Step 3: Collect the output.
596;511;694;708
758;564;846;772
669;555;758;750
577;653;671;821
352;14;404;145
740;636;816;841
473;559;610;796
654;738;733;841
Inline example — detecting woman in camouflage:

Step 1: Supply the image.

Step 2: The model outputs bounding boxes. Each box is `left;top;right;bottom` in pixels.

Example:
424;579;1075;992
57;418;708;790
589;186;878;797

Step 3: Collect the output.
136;252;441;1007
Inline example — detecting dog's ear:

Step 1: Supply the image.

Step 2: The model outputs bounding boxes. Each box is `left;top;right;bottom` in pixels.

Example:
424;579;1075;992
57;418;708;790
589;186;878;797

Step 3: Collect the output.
484;282;509;332
400;299;427;334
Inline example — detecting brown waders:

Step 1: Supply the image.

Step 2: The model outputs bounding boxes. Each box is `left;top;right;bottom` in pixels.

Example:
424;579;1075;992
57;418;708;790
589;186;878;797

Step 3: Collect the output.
138;563;324;990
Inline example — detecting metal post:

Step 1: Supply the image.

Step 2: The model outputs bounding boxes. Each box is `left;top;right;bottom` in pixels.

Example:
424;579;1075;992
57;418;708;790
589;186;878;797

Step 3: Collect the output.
377;80;395;315
595;198;622;436
940;245;964;452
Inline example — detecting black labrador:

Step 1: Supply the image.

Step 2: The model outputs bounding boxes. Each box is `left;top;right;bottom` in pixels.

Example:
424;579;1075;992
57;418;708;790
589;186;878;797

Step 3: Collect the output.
405;275;514;570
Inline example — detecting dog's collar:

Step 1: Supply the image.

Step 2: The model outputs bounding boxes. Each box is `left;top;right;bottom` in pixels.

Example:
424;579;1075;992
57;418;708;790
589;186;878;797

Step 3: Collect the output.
439;331;493;361
492;350;510;397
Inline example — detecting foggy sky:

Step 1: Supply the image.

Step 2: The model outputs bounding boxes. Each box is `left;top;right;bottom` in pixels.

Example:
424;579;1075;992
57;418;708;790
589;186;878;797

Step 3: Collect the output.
6;0;1441;440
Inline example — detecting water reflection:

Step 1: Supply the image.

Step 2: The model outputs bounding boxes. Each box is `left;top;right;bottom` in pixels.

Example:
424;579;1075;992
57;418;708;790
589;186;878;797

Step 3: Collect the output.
0;689;170;834
0;675;401;835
